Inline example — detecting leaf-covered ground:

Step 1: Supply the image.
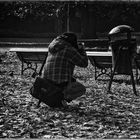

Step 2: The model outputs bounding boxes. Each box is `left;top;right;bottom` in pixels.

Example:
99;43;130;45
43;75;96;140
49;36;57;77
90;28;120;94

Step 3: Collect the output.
1;51;140;139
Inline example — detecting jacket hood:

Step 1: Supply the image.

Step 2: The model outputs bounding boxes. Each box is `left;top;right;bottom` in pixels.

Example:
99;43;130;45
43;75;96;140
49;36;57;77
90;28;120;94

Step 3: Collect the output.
48;38;70;54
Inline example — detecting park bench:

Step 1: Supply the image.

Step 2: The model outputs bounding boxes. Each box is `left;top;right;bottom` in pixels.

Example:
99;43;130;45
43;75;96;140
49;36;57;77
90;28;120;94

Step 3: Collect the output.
10;47;48;75
88;53;112;80
0;42;49;74
8;39;112;78
80;39;113;80
9;48;113;79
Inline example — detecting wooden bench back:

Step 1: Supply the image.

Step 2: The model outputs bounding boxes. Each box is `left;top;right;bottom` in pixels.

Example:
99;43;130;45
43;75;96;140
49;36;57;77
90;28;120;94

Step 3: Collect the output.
79;39;109;51
89;56;112;69
17;52;47;63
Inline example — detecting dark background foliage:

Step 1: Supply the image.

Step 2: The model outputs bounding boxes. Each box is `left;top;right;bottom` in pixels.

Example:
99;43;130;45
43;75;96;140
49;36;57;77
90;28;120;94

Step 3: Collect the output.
0;1;140;38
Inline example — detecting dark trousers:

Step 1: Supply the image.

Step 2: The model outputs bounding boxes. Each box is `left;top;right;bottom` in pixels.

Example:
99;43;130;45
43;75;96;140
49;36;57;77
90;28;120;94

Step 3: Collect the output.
54;77;76;103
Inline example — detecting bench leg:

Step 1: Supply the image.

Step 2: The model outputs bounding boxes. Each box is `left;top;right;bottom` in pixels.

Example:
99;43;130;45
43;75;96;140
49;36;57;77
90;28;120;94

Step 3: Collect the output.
108;66;116;92
135;67;138;84
131;69;137;96
96;68;112;80
21;61;24;75
21;62;38;75
134;58;140;84
129;57;137;96
95;66;97;80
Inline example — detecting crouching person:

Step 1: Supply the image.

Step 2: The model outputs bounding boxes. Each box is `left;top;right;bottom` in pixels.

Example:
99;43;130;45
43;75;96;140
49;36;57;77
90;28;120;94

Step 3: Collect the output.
42;32;88;108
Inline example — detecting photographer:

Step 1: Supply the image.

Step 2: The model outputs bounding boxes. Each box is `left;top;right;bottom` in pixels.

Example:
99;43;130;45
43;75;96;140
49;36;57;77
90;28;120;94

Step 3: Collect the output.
42;32;88;108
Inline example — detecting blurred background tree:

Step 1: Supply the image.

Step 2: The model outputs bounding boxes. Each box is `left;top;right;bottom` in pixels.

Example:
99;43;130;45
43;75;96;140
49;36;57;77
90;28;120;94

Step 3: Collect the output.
0;1;140;38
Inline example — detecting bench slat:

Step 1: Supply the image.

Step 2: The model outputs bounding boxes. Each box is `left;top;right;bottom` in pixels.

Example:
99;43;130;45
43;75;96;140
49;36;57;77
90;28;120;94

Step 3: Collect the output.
17;52;47;63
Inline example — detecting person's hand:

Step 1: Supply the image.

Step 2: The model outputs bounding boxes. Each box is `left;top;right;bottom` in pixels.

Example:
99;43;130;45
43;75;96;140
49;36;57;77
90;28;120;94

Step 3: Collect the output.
78;42;85;50
77;42;86;55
